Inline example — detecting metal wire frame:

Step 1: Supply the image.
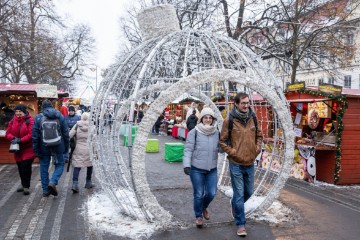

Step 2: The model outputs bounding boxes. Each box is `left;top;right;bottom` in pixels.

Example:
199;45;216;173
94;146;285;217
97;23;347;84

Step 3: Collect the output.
90;30;294;226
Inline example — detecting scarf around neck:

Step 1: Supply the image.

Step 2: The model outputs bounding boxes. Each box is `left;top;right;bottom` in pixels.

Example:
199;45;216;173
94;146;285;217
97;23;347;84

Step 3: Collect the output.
195;122;217;136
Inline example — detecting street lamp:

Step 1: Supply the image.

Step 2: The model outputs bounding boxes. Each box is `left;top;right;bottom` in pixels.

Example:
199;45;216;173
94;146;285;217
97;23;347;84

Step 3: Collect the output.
89;65;98;92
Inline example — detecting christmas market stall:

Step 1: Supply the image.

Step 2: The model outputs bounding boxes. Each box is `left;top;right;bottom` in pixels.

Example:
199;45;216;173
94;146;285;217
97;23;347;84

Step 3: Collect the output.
167;93;203;139
261;82;360;185
0;83;68;164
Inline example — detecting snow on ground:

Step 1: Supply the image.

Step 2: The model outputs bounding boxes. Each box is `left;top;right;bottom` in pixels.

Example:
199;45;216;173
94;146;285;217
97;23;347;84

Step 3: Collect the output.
313;180;360;189
224;187;294;224
85;191;158;239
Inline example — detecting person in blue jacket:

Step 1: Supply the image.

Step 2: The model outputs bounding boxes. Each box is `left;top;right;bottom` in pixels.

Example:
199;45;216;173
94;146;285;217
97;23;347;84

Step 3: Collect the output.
32;100;69;197
64;105;80;162
183;107;219;228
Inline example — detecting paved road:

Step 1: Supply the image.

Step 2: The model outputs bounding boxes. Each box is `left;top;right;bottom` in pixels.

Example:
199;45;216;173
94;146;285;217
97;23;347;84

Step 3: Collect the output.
1;135;360;239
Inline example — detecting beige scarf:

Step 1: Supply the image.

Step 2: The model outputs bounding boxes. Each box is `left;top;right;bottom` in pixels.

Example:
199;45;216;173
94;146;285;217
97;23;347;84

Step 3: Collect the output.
195;122;217;136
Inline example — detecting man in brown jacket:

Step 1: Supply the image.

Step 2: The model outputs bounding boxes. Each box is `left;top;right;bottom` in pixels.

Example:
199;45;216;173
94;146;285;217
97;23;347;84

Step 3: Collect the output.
219;92;263;237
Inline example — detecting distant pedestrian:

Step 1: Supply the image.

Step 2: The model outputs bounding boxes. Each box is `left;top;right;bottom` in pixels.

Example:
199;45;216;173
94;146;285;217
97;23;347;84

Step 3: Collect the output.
183;107;220;228
60;102;68;116
32;100;70;197
64;106;80;163
219;92;263;237
69;112;94;193
152;114;164;135
5;104;35;195
186;109;198;131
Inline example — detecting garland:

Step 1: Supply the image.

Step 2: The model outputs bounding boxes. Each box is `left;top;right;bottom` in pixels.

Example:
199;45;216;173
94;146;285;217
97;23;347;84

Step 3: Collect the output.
285;88;348;184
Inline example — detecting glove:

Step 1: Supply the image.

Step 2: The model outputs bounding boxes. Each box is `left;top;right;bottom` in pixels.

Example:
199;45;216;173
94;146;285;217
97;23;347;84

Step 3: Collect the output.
184;167;191;175
11;137;21;144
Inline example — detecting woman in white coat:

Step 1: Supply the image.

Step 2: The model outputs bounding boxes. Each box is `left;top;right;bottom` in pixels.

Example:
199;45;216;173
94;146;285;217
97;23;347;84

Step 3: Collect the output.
69;112;94;193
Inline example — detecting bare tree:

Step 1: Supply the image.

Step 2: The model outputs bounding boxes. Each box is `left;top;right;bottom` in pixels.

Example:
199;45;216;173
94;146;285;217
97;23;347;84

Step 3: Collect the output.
0;0;95;91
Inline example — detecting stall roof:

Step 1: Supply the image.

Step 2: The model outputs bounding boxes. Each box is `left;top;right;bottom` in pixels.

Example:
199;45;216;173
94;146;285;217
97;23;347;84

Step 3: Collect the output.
306;87;360;97
0;83;36;92
172;93;201;103
0;83;69;97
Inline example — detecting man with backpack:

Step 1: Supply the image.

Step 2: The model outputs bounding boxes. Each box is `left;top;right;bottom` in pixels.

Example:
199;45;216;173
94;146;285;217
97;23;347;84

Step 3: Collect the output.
219;92;263;237
32;100;70;197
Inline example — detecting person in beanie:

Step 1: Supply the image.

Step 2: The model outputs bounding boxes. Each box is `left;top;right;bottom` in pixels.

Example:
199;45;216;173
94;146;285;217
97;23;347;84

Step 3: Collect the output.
219;92;263;237
183;107;220;228
5;104;35;195
64;105;80;162
32;100;70;197
69;112;94;193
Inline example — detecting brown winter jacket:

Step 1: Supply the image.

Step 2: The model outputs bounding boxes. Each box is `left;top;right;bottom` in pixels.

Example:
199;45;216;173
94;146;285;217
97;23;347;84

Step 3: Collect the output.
219;110;263;166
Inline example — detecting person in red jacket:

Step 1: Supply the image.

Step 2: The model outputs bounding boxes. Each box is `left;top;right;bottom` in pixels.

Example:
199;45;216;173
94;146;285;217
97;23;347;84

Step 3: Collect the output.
5;104;35;195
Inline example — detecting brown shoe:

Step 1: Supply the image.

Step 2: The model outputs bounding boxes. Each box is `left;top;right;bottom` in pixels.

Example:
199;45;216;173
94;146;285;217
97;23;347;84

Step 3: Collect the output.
195;217;203;228
202;209;210;220
237;227;247;237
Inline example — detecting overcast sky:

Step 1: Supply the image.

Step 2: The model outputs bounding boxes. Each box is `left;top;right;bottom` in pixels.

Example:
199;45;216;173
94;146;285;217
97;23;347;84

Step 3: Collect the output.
55;0;132;69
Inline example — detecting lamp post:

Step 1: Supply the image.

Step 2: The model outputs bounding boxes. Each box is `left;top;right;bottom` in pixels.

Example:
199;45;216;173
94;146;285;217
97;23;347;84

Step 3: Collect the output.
89;65;98;92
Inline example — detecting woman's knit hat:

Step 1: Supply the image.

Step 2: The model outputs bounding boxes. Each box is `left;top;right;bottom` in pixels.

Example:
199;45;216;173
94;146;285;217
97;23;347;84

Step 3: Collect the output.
14;104;27;114
200;107;216;120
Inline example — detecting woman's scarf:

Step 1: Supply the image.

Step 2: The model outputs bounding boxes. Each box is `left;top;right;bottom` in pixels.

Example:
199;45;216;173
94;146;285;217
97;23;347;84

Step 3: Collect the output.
195;122;217;136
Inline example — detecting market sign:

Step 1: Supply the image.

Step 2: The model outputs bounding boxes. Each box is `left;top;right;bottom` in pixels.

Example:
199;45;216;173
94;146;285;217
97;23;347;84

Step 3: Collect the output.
308;101;332;118
287;81;305;91
318;83;342;96
36;84;58;98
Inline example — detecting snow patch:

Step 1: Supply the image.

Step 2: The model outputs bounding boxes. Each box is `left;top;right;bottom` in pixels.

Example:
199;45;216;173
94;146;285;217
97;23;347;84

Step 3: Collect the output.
223;187;293;224
314;180;360;189
85;191;158;239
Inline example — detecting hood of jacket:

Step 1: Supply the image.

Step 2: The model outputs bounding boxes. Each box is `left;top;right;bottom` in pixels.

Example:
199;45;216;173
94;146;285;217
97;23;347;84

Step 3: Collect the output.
77;120;89;132
43;107;61;119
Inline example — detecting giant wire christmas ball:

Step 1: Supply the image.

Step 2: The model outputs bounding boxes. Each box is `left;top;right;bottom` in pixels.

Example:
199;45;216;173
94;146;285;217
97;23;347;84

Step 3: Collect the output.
89;4;294;227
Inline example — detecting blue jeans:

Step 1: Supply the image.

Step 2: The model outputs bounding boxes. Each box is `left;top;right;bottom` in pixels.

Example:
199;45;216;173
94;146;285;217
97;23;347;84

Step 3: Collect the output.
229;162;254;227
190;166;217;218
39;153;65;193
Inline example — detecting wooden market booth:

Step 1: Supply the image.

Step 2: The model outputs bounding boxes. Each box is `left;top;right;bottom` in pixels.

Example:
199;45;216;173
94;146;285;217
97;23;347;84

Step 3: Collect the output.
0;84;68;164
285;83;360;185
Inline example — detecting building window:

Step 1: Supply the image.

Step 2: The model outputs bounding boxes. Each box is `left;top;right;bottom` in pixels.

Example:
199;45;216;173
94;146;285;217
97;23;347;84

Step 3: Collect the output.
328;77;334;84
344;75;351;88
318;78;324;85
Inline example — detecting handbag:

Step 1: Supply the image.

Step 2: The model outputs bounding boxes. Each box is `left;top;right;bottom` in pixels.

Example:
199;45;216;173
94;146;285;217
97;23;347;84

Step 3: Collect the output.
9;143;20;153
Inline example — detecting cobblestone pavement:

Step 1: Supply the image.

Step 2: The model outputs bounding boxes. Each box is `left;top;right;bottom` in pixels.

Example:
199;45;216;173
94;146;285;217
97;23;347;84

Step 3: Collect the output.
1;135;360;239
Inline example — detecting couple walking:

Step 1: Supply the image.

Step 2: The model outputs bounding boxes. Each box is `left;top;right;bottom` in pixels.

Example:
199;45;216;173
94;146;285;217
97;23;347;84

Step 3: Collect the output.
183;92;263;237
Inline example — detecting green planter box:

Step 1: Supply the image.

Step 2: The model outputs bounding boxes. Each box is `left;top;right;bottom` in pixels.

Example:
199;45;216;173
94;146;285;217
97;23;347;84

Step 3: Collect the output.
146;139;159;153
132;125;139;134
164;143;184;162
124;134;136;146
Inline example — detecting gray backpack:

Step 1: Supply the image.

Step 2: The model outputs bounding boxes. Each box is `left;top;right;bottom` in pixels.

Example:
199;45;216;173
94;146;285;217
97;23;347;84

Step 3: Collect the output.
41;114;62;146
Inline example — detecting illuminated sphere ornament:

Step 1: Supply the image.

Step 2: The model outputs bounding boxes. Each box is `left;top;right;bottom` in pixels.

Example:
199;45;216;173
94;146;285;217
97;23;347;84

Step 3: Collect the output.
90;4;294;227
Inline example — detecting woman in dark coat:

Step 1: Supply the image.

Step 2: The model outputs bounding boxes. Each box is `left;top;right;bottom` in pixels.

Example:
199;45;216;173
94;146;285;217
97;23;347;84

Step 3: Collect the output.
5;104;35;195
